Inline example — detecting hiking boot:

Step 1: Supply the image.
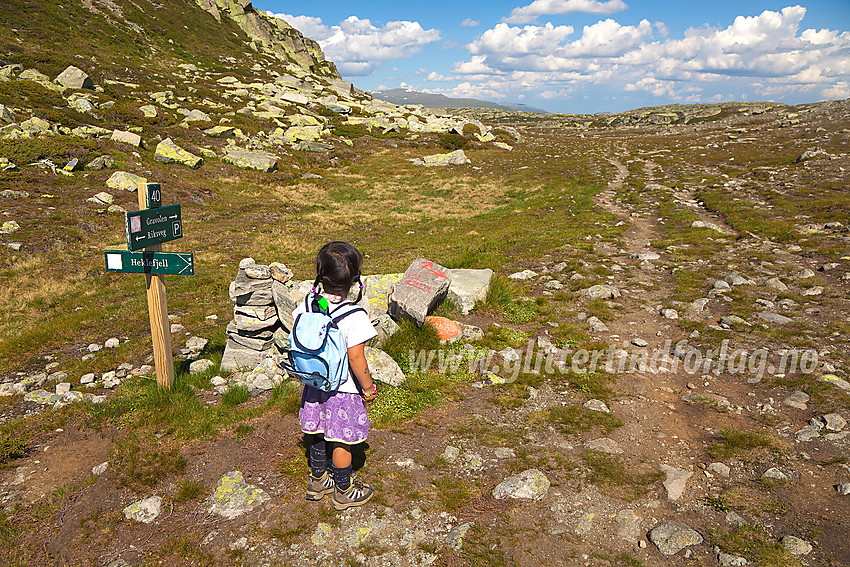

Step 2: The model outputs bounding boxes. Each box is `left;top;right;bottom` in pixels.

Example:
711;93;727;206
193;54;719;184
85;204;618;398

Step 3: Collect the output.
332;479;374;510
305;471;334;501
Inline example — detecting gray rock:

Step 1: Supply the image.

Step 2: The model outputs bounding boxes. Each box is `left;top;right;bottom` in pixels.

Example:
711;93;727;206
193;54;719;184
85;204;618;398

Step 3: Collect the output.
725;274;754;286
582;285;621;299
692;220;725;233
111;129;142;147
223;146;279;172
802;286;823;296
660;308;679;320
792;268;815;280
106;171;145;192
756;312;792;325
682;392;731;410
819;374;850;391
823;413;846;431
764;277;788;291
661;465;693;500
717;550;748;566
631;338;648;347
55;65;93;89
185;336;209;353
719;315;750;329
508;269;537;280
0;103;13;123
783;391;809;410
633;250;660;261
365;346;405;386
836;483;850;495
447;268;493;315
388;258;451;327
795;424;822;442
184;109;211;122
726;511;746;526
189;359;215;374
271;280;308;329
492;469;550;500
209;471;270;519
371;314;400;348
583;399;610;413
708;462;731;477
462;324;483;341
780;536;812;556
586;316;609;333
648;521;704;555
155;138;203;168
87;155;116;170
689;298;710;313
615;509;642;543
220;339;269;373
713;279;732;292
123;496;162;524
446;522;473;550
762;467;788;481
92;461;109;476
584;437;623;454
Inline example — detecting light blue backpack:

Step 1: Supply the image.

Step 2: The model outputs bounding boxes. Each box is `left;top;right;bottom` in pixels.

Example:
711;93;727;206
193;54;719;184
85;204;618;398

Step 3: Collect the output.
282;295;366;392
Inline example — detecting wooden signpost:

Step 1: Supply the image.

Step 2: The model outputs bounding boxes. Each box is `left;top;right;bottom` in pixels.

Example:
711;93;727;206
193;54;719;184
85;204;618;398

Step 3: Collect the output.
104;182;194;389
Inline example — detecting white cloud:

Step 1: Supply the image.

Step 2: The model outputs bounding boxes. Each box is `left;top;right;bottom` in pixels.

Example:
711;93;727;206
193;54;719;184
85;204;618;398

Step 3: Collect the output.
454;6;850;105
461;18;480;27
270;14;440;77
505;0;627;25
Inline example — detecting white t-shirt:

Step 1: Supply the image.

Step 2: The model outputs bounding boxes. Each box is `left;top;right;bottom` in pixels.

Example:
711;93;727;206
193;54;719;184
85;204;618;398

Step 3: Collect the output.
291;293;377;394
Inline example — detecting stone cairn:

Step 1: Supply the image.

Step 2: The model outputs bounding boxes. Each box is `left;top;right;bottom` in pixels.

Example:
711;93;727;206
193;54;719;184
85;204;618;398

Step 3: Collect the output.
221;258;287;373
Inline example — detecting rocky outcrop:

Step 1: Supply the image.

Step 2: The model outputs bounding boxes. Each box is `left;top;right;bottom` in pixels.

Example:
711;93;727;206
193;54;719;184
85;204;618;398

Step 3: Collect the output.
194;0;339;77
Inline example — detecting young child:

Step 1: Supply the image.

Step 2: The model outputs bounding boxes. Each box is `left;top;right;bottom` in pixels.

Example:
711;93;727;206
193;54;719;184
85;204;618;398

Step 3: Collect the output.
293;241;379;510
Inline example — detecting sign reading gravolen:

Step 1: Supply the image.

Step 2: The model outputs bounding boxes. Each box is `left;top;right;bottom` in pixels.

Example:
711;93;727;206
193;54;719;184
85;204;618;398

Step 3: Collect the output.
104;250;194;275
125;204;182;251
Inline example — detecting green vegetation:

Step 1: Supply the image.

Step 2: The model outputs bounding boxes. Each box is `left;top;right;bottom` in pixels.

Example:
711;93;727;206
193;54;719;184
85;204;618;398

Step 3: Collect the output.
709;429;782;460
711;525;801;567
582;451;663;501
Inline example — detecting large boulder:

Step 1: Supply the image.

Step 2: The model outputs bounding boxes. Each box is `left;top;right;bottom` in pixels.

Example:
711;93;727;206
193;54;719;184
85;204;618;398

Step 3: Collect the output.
223;146;279;172
365;347;405;386
111;129;142;147
106;171;145;192
388;259;452;327
54;65;93;89
155;138;203;168
411;150;471;167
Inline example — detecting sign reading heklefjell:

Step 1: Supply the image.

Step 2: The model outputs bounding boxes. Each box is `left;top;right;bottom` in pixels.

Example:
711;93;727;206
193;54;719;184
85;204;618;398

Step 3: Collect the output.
104;250;194;275
126;204;182;251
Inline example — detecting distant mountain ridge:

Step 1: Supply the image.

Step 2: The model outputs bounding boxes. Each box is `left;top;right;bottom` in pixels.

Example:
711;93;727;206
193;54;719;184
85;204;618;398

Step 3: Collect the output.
371;88;548;114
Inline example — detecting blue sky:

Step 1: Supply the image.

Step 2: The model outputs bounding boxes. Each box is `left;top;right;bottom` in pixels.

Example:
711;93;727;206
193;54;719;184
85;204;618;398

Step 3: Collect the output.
254;1;850;113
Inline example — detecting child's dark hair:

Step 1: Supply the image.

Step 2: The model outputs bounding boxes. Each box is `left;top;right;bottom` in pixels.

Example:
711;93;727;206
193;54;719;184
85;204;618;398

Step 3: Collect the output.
313;241;363;302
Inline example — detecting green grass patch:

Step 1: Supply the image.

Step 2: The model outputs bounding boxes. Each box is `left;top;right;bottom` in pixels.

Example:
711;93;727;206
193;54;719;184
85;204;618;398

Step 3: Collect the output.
111;435;185;491
221;384;250;407
369;368;473;427
582;451;663;501
711;525;801;567
381;320;441;374
172;478;204;504
433;476;475;511
542;405;623;436
709;429;782;461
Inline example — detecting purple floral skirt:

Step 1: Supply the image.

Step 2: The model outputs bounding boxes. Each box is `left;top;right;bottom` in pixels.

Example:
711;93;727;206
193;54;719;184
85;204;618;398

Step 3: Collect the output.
299;387;370;444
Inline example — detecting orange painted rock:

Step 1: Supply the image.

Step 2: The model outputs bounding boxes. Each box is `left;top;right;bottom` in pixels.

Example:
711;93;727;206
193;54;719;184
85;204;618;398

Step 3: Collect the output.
425;316;462;342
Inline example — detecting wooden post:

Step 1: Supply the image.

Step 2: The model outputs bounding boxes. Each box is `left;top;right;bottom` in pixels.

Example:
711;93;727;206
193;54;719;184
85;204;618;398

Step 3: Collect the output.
138;182;174;389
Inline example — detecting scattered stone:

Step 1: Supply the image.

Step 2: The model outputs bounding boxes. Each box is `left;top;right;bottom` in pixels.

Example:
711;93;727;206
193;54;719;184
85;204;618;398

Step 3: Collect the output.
209;471;270;519
222;146;279;172
0;221;21;234
725;274;754;286
106;171;146;192
802;286;823;296
795;147;830;162
584;438;623;454
719;315;750;329
836;483;850;496
411;149;470;167
80;373;96;385
689;298;710;314
492;469;550;500
55;65;93;89
583;399;610;413
184;109;211;122
364;346;405;386
586;316;609;333
823;413;846;431
783;391;809;410
692;220;725;233
708;462;731;477
92;461;108;476
87;155;116;171
123;496;162;524
792;268;815;280
660;308;679;320
762;467;788;482
111;129;142;147
189;359;215;374
509;269;537;280
764;277;788;291
631;338;648;347
717;550;748;566
633;250;660;260
818;374;850;391
756;312;792;325
660;465;693;501
780;536;812;556
446;522;473;550
582;285;621;299
648;521;704;556
155;138;203;168
87;191;113;205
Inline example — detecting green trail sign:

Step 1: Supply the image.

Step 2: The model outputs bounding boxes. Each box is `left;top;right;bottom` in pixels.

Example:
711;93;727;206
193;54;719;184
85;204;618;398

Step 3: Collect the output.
104;250;194;275
126;204;182;251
